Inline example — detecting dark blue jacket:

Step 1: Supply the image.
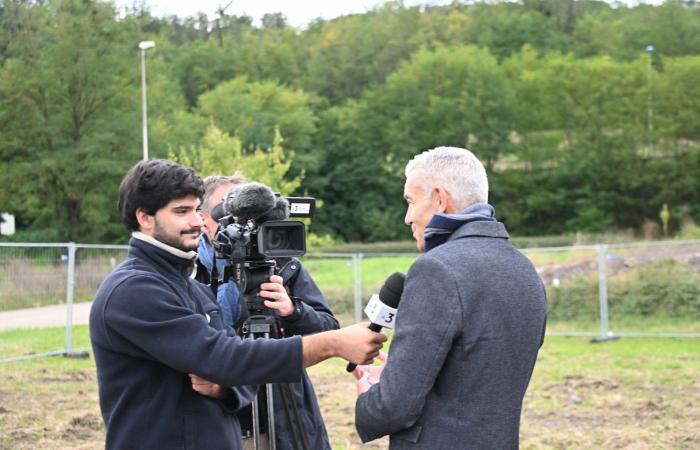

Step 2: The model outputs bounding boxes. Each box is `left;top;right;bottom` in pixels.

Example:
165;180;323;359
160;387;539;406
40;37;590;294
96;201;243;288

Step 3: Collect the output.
266;256;339;450
90;236;303;450
196;237;338;450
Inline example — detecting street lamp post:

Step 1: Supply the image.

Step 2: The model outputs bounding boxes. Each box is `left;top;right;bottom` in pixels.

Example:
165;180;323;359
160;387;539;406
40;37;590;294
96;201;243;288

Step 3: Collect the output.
139;40;155;161
645;44;654;155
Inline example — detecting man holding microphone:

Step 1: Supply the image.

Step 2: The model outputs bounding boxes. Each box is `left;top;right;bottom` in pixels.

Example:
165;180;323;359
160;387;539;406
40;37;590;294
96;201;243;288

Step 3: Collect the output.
353;147;547;449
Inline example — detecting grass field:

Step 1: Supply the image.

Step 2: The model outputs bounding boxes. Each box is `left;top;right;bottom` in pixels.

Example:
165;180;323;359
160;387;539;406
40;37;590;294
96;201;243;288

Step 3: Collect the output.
0;325;698;449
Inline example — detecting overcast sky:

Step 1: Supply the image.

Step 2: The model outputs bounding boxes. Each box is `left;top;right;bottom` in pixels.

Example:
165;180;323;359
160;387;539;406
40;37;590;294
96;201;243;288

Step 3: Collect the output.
116;0;663;29
117;0;445;28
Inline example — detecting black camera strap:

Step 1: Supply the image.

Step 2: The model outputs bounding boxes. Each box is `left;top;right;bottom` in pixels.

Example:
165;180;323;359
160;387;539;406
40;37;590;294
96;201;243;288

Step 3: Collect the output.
276;257;302;288
210;256;219;296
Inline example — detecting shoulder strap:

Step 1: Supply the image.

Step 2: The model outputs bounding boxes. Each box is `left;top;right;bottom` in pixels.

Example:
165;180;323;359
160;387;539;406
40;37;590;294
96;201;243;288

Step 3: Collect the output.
276;257;302;287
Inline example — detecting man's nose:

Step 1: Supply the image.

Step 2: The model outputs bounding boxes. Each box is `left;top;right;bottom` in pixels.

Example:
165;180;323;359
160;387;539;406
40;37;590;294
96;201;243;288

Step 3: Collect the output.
191;211;204;227
404;210;411;226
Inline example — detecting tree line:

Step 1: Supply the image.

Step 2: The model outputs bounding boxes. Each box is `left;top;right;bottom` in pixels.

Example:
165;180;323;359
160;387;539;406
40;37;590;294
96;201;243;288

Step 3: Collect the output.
1;0;699;243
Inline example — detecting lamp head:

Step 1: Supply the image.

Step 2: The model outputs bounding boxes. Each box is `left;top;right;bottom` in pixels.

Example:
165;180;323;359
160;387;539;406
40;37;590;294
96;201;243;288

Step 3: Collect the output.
139;41;156;50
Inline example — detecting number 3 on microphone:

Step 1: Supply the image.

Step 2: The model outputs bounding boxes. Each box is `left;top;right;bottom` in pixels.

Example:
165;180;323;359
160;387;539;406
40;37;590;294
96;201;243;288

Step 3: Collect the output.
381;312;395;325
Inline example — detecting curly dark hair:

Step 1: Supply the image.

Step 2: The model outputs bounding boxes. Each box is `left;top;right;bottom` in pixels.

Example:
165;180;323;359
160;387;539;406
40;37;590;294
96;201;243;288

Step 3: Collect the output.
118;159;204;232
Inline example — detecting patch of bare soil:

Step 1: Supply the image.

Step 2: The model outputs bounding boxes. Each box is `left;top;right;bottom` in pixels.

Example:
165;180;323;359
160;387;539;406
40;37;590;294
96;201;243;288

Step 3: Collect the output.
312;369;389;449
537;243;700;285
0;365;103;450
521;374;700;450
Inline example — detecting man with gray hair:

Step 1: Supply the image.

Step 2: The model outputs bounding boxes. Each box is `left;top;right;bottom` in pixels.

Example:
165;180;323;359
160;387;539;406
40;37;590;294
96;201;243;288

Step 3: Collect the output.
354;146;547;449
196;173;247;326
195;173;338;449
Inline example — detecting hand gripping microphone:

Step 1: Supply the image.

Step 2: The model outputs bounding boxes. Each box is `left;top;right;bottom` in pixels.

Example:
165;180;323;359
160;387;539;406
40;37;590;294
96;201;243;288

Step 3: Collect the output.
346;272;405;372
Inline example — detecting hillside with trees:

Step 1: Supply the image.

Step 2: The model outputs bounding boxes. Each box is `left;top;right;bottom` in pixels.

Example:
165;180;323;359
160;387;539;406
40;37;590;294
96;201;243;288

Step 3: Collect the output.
1;0;699;243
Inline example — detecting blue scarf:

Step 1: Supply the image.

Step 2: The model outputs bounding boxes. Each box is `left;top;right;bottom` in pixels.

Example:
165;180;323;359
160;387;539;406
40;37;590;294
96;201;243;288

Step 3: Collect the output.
423;203;496;252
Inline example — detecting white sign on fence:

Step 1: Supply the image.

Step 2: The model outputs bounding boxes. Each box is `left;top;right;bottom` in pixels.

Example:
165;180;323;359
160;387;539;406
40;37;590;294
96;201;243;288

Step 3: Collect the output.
0;213;15;236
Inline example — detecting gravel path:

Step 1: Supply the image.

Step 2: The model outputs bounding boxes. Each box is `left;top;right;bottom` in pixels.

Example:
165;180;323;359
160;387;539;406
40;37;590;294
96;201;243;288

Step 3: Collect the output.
0;302;91;331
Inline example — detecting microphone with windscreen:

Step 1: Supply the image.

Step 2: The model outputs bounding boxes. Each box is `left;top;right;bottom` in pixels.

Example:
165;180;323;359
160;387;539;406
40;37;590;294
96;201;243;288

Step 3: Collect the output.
258;196;290;222
346;272;405;372
223;182;276;222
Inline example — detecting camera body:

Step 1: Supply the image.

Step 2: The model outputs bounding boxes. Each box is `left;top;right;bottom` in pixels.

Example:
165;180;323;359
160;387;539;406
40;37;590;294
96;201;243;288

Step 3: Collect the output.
212;190;315;318
213;196;314;261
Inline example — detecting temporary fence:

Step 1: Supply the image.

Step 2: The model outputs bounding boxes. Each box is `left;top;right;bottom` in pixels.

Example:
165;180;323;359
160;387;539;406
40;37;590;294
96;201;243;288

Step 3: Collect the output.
1;239;699;363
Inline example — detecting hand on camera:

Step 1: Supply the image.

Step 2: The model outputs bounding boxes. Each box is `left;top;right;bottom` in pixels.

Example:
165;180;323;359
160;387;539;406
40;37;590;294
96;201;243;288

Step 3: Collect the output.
259;275;294;316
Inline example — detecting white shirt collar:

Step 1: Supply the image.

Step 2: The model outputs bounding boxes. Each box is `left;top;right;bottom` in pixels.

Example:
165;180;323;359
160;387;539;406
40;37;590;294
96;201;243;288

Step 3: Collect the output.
131;231;198;261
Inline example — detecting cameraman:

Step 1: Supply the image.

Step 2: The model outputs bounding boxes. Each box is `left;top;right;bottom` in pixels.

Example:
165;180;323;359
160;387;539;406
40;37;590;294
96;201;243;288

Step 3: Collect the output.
196;174;338;450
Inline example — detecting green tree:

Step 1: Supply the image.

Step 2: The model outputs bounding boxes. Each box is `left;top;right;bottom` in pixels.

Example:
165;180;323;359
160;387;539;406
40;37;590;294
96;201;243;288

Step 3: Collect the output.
197;76;317;160
655;55;700;141
172;124;301;195
374;45;516;170
303;2;425;104
0;0;140;242
306;99;406;242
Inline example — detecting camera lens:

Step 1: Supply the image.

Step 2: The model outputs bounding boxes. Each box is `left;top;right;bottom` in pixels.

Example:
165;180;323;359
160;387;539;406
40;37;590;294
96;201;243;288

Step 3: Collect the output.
265;228;290;250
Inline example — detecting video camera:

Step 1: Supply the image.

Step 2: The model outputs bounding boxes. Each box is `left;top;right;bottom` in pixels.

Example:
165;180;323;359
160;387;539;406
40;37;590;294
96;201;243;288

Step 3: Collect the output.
211;182;315;317
211;182;316;449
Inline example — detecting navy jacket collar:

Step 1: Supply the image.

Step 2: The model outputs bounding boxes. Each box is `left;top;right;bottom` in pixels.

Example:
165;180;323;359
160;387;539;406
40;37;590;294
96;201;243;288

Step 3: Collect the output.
447;220;510;242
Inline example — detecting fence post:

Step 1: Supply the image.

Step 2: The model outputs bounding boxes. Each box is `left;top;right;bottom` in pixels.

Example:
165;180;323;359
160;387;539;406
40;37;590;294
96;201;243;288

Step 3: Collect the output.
353;253;363;323
64;242;77;355
592;244;617;343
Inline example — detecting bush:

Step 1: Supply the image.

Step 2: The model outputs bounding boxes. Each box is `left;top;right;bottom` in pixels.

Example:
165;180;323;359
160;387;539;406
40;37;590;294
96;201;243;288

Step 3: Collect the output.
546;275;600;321
546;260;700;321
611;261;700;318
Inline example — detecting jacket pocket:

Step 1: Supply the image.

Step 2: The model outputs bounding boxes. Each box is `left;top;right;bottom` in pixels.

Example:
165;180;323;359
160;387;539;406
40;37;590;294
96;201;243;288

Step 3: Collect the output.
393;423;423;443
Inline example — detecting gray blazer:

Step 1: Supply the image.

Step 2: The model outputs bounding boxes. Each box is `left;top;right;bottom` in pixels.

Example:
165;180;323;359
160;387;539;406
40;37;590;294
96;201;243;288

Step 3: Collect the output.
355;221;547;449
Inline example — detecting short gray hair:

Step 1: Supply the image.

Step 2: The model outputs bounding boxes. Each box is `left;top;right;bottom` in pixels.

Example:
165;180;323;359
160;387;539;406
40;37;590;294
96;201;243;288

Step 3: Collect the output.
201;172;246;212
405;146;488;209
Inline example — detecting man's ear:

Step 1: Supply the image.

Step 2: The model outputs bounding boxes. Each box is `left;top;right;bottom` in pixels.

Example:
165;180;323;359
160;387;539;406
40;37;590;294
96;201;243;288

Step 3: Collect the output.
135;208;154;233
434;186;457;214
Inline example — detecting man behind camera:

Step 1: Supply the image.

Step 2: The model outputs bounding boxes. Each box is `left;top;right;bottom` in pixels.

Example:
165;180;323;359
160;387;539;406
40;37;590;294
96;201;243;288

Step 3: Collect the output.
196;174;338;449
89;159;385;450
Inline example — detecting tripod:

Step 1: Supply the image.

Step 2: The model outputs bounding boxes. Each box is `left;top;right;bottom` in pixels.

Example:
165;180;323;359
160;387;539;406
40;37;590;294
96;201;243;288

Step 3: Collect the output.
222;259;310;450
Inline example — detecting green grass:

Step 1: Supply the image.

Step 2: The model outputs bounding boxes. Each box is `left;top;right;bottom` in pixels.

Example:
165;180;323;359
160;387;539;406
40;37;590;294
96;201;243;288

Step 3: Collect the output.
1;326;698;449
520;337;700;449
0;325;92;360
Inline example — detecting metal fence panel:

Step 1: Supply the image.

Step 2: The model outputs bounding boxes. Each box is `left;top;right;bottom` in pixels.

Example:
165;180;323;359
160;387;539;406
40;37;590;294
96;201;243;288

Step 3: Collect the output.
0;243;69;311
2;239;699;363
603;240;700;338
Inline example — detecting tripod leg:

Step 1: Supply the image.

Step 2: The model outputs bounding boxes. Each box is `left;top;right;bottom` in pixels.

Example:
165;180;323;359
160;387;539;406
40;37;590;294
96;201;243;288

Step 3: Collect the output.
266;383;276;450
252;393;261;450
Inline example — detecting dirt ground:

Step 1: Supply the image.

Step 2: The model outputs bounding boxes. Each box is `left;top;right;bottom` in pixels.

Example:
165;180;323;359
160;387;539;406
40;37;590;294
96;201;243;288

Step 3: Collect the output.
536;242;700;286
1;242;699;448
0;350;698;450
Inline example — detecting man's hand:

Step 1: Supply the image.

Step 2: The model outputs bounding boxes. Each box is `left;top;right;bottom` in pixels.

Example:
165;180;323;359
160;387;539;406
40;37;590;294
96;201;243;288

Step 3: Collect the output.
302;322;387;368
189;374;226;399
259;275;294;316
353;351;388;395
